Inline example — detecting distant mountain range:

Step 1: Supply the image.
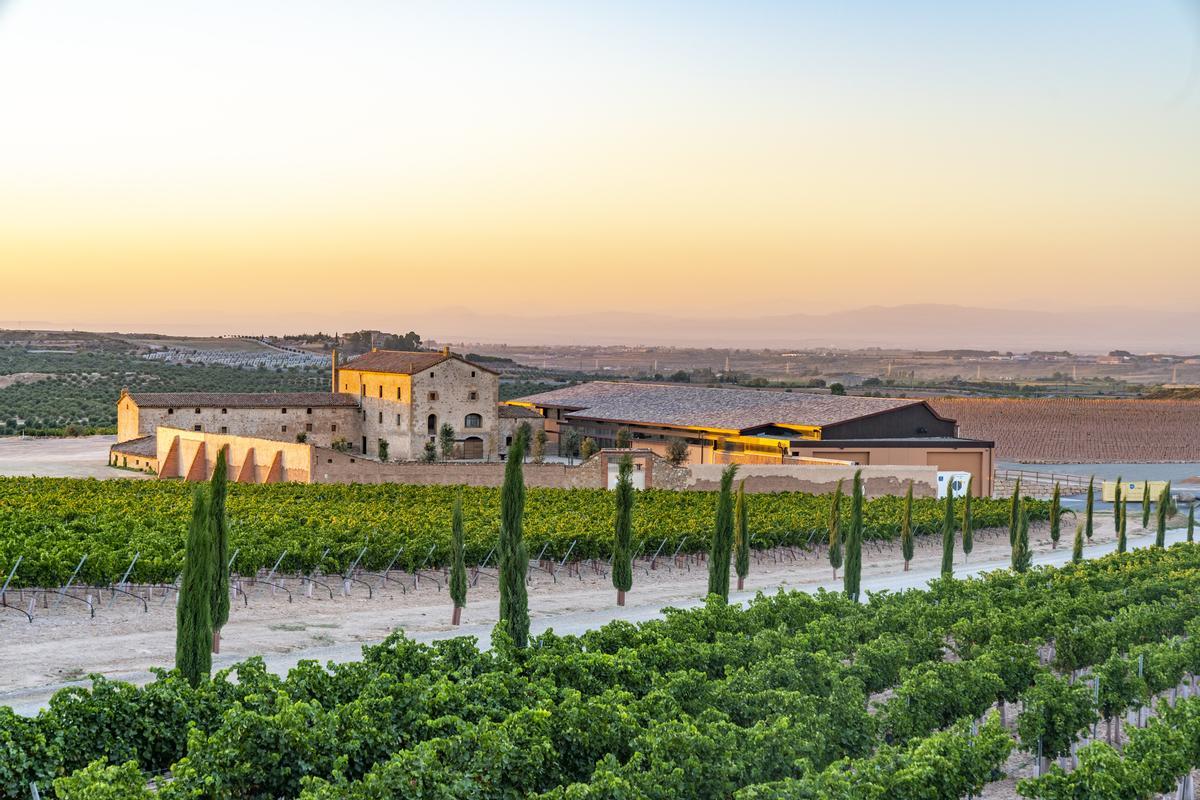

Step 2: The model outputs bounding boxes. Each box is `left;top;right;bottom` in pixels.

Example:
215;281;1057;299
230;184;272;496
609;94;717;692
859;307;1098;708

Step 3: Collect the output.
410;304;1200;353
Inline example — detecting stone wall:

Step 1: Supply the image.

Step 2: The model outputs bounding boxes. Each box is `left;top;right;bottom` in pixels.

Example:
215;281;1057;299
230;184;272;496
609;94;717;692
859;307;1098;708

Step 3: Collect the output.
683;463;938;498
124;397;360;451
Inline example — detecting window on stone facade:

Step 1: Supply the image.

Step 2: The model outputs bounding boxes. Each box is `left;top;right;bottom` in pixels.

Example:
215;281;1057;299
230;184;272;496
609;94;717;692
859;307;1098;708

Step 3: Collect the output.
221;408;227;414
428;391;438;401
397;414;403;426
220;426;228;434
195;408;201;414
193;425;202;432
306;408;312;414
464;413;482;429
427;414;437;435
167;408;174;414
281;408;287;414
331;424;338;432
378;386;383;398
470;371;476;378
378;412;383;424
429;372;434;378
506;435;513;446
306;423;313;432
468;391;478;401
281;425;288;433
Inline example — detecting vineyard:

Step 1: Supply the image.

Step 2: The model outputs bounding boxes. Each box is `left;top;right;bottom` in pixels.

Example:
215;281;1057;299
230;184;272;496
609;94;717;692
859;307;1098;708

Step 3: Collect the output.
0;477;1045;590
2;544;1199;798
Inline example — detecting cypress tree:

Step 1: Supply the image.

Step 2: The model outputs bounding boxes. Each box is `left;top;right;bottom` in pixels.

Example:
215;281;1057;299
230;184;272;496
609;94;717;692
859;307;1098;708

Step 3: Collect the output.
900;482;914;572
1008;478;1021;546
1187;504;1195;543
844;470;864;601
1071;521;1084;564
707;464;738;602
176;487;214;688
497;427;530;647
209;450;230;655
940;479;955;578
1085;477;1095;540
828;479;844;580
612;454;635;606
961;476;974;562
449;494;467;624
734;480;750;591
1155;481;1170;548
1048;483;1061;550
1113;476;1122;533
1117;498;1128;554
1141;482;1151;529
1012;501;1032;573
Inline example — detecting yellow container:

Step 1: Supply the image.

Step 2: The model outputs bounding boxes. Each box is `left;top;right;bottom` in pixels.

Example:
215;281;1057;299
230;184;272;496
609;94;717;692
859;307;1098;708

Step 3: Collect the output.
1102;480;1169;504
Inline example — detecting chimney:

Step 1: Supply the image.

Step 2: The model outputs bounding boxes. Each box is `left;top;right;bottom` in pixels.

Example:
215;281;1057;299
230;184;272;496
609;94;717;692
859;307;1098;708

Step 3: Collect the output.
331;348;339;394
442;345;451;356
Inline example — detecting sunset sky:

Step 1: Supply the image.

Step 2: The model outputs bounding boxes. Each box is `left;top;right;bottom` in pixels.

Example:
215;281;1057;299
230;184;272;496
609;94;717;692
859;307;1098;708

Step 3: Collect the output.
0;1;1197;336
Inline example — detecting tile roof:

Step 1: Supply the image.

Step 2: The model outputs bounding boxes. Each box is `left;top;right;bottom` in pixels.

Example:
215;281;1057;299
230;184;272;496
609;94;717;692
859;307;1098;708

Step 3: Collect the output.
128;392;360;409
498;403;544;419
110;435;157;456
515;382;927;432
339;350;498;375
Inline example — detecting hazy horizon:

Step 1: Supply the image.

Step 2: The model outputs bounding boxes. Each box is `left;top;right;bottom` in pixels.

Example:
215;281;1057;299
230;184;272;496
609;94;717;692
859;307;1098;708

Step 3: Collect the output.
1;1;1198;327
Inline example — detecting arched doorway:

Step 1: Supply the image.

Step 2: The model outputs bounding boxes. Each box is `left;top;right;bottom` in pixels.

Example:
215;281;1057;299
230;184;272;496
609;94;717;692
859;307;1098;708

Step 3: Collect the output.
462;436;483;459
427;414;438;436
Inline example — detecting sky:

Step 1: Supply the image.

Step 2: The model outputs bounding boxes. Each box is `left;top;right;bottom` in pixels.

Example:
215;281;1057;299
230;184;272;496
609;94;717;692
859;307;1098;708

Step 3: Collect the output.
0;1;1197;336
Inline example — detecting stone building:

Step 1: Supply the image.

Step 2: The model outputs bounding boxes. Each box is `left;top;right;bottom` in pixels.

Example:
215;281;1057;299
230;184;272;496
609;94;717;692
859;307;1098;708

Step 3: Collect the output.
110;348;502;469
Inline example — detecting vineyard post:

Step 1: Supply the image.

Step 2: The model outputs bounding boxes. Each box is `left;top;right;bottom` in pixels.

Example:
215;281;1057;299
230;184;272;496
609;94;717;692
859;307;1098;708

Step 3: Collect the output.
115;551;139;595
554;539;577;580
56;554;87;609
379;547;405;588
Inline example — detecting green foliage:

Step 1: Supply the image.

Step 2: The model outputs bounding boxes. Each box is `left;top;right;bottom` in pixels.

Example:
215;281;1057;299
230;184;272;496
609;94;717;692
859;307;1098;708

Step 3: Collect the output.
376;438;388;462
844;471;863;600
52;759;152;800
579;437;598;461
611;456;634;597
0;477;1050;589
615;428;632;449
1009;477;1021;546
1085;477;1095;540
734;481;750;585
962;476;974;556
449;496;467;610
665;438;688;466
1113;476;1122;533
1189;504;1195;543
900;482;914;566
210;451;230;634
1071;522;1084;563
1011;502;1032;573
1117;499;1128;553
940;484;955;578
1154;481;1170;547
1016;672;1097;760
498;428;530;648
0;349;325;434
438;423;456;460
707;465;738;602
176;488;213;688
828;479;843;575
1048;483;1060;548
1141;481;1151;529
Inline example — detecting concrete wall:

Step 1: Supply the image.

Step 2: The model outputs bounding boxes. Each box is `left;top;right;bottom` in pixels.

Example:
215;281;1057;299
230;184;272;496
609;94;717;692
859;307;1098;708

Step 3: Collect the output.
797;444;992;496
157;427;316;483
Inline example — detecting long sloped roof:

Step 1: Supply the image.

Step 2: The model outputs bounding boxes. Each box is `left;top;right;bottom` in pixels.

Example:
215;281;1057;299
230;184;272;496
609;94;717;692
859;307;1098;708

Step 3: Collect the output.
516;382;931;432
128;392;359;409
